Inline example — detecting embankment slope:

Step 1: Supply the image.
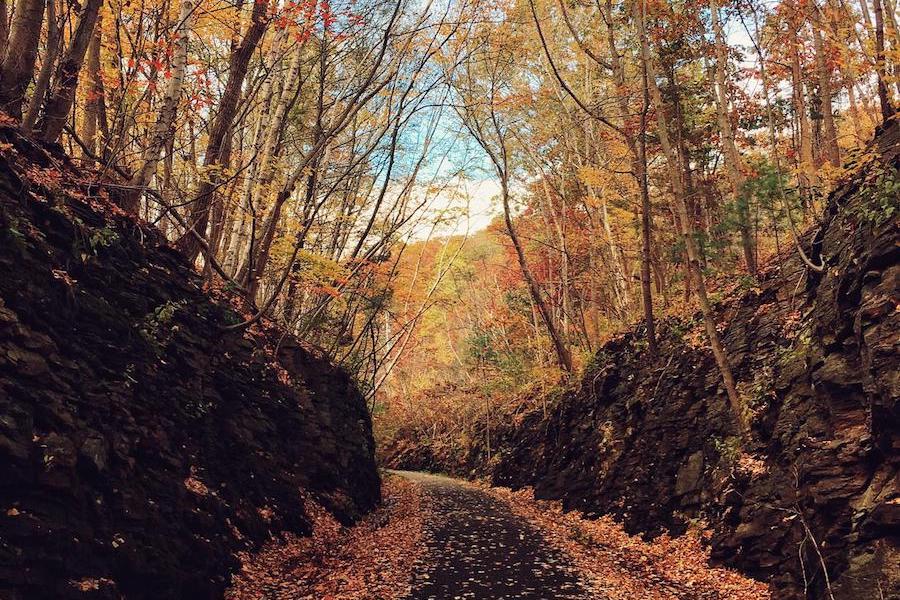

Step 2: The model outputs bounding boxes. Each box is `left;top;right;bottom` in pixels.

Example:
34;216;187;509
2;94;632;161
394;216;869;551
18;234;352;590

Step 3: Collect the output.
0;124;380;599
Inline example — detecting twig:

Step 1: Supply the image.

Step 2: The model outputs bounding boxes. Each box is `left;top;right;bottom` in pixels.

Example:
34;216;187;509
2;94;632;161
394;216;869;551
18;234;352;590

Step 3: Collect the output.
64;126;251;298
650;353;676;403
795;507;836;600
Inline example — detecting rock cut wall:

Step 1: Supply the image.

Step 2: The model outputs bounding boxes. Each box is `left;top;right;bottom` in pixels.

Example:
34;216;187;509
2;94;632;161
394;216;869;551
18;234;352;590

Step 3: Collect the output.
492;124;899;599
0;124;380;599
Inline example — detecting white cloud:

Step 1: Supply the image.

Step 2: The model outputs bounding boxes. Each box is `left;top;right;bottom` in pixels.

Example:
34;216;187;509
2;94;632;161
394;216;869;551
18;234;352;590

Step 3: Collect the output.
401;177;503;241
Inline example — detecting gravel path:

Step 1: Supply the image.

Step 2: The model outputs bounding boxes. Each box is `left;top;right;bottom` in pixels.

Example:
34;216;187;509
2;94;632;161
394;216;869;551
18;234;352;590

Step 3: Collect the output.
396;471;594;600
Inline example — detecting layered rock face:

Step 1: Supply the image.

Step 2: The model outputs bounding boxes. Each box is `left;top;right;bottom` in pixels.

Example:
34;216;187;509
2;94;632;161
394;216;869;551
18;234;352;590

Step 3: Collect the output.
492;127;899;598
0;125;380;599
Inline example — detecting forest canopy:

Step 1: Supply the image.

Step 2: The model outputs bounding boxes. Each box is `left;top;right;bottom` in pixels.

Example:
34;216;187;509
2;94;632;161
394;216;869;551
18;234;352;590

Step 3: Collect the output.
0;0;896;423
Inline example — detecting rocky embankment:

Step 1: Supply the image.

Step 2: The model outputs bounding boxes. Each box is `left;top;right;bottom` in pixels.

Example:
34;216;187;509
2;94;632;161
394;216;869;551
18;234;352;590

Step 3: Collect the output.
386;126;899;598
0;124;380;599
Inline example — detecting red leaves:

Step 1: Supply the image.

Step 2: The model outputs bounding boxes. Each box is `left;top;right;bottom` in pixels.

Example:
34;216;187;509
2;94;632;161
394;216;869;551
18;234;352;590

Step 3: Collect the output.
273;0;359;38
319;0;336;30
317;284;341;298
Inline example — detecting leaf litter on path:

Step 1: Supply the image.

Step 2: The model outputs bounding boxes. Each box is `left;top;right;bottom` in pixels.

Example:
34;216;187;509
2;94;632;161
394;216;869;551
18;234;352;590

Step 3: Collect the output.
485;485;771;600
226;475;428;600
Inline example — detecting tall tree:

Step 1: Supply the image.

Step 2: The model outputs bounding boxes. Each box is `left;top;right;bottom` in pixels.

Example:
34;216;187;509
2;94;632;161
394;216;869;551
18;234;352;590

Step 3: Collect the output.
789;13;818;205
124;0;193;209
21;0;59;131
530;0;659;357
0;0;45;118
80;17;105;162
710;0;756;275
812;19;840;166
451;24;573;373
0;0;9;54
634;0;746;431
176;0;271;260
873;0;896;120
36;0;104;142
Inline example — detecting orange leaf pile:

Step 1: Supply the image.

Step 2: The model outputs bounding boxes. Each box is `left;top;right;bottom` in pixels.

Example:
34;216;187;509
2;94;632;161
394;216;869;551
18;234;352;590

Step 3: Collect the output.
226;475;429;600
485;485;772;600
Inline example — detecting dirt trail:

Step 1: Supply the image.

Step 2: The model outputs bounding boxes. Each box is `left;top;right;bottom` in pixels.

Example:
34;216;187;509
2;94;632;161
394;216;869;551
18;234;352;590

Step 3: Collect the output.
396;471;594;600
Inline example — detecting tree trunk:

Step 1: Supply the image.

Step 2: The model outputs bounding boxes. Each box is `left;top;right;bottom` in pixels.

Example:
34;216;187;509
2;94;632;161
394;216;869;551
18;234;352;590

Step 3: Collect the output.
0;0;9;57
710;0;755;275
790;31;818;206
600;193;629;311
0;0;45;118
637;103;658;357
501;177;572;373
245;186;289;297
236;37;309;284
123;0;192;211
874;0;896;121
860;0;874;31
223;26;287;274
881;0;900;97
248;35;306;218
605;0;657;356
177;0;269;263
813;21;840;166
241;35;324;292
80;17;103;163
635;0;745;431
36;0;103;142
539;177;574;332
21;0;59;131
204;131;233;277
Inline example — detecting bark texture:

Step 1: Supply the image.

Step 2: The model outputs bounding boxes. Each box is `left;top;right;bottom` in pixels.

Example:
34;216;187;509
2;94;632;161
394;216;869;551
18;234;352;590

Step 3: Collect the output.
177;0;269;263
36;0;103;143
124;0;193;212
636;0;745;429
0;0;45;118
